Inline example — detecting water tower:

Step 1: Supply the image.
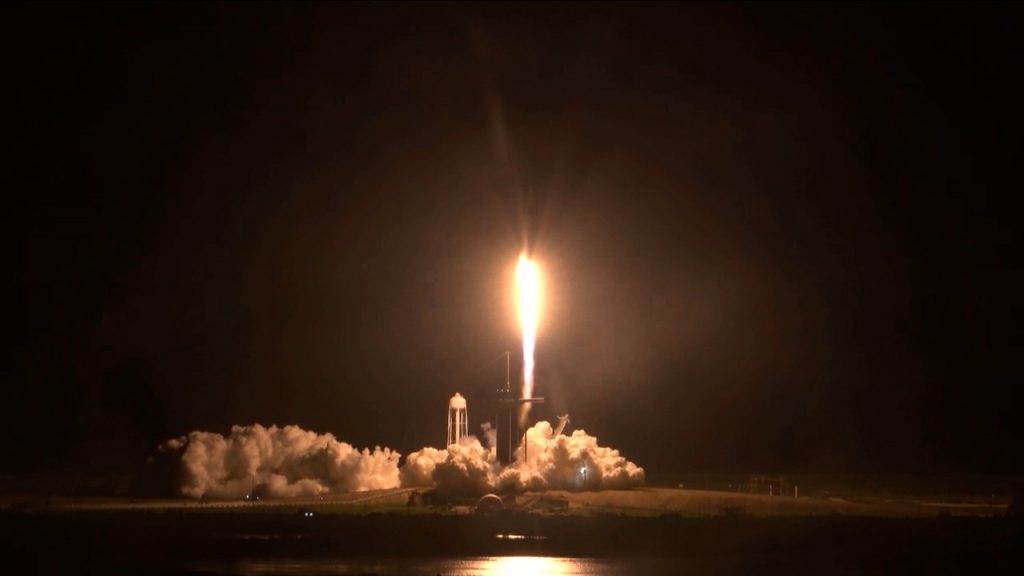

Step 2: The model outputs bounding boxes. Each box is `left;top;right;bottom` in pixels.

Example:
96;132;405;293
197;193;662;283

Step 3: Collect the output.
447;393;468;446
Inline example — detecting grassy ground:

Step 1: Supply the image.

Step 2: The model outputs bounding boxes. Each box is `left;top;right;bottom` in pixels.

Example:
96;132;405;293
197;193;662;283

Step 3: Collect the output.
4;485;1008;518
553;487;1008;518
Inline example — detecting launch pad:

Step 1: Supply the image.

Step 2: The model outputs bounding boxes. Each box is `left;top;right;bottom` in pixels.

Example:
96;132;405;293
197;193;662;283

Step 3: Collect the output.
492;353;546;464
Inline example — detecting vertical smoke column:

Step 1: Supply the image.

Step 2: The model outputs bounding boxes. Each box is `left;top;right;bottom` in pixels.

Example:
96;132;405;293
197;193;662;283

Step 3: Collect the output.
515;253;541;427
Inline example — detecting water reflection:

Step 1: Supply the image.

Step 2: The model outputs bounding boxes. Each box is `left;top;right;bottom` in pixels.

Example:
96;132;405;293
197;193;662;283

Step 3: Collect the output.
197;555;657;575
477;556;578;575
495;533;548;541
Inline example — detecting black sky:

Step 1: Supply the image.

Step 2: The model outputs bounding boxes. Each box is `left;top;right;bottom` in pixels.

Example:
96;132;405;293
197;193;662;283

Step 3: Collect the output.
6;3;1022;477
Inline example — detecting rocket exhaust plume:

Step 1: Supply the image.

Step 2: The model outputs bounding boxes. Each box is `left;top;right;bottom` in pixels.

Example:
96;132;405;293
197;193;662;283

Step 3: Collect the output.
515;253;542;427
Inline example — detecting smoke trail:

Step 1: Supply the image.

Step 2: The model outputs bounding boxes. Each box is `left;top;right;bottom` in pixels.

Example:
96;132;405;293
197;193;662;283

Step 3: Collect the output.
160;424;400;499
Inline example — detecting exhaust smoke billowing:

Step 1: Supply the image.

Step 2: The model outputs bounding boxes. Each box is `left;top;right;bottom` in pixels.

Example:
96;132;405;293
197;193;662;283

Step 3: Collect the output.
162;420;644;498
400;420;644;496
160;424;400;499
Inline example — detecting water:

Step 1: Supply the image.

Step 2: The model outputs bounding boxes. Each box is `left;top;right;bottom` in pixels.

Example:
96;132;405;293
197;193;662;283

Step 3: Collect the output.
191;556;682;576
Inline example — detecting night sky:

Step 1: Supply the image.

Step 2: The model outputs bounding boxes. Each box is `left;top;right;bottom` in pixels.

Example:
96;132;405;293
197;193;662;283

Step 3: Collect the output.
6;3;1021;478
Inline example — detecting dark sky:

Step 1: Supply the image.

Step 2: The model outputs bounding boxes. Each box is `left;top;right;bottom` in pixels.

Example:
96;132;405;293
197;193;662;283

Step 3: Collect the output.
6;3;1021;476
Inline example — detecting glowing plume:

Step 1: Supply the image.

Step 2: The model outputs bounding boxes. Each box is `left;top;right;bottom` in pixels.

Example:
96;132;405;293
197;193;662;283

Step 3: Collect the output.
515;253;542;426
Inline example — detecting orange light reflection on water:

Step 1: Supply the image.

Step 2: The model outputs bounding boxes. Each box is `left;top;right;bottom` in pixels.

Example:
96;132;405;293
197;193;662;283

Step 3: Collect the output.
481;556;579;576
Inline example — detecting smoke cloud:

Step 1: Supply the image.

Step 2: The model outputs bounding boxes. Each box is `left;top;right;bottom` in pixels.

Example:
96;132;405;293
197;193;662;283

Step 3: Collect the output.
163;420;643;499
497;421;645;492
397;420;644;496
160;424;400;498
398;445;447;489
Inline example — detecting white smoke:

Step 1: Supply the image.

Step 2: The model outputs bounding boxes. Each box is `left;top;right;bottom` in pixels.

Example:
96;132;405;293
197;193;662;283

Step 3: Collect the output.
480;421;497;451
397;420;644;496
163;421;643;499
160;424;401;499
400;435;498;495
398;445;447;488
432;438;498;497
497;421;645;491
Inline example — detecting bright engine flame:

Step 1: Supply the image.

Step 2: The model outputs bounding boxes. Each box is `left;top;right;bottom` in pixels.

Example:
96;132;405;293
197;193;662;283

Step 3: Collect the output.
515;254;541;426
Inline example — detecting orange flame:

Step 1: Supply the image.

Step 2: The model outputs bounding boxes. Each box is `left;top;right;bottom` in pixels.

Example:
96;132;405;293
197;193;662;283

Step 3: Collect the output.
515;254;542;425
